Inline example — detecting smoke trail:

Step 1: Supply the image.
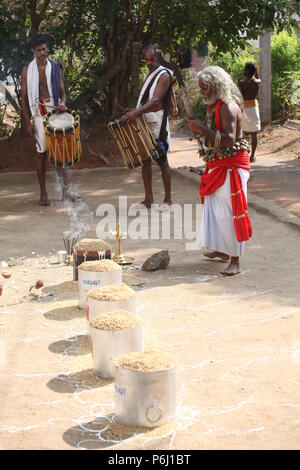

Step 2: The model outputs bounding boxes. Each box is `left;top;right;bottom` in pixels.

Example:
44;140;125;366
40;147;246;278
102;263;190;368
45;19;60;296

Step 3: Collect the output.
54;171;94;240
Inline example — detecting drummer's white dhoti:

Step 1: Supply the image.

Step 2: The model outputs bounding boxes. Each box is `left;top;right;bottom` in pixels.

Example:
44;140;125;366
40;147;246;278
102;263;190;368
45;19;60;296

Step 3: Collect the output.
33;100;54;153
199;168;250;257
144;110;171;149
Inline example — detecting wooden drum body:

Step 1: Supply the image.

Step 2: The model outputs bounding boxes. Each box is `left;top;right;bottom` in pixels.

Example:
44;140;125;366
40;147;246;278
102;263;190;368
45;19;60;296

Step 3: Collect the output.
43;110;82;168
108;116;159;169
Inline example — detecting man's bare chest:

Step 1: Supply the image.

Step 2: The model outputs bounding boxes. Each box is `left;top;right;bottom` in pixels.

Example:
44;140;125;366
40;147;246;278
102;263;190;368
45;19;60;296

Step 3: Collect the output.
38;67;50;97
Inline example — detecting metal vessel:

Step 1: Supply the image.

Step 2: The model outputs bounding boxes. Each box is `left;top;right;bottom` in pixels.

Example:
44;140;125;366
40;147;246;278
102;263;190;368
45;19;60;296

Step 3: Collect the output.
90;324;143;378
86;297;136;336
78;266;122;309
114;364;176;428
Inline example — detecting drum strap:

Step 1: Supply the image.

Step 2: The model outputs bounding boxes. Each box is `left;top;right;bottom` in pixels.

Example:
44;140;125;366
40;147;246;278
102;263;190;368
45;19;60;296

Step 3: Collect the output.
38;99;47;116
140;68;172;144
140;70;161;105
159;70;172;142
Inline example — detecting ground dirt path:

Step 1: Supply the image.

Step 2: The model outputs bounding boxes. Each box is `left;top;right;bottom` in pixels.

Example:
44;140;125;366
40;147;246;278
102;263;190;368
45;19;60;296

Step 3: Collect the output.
0;168;299;450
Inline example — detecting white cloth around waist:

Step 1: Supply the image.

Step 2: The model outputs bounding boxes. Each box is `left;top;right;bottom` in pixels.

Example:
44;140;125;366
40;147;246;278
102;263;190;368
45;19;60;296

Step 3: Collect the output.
242;106;261;132
33;101;54;153
198;168;250;257
144;110;171;149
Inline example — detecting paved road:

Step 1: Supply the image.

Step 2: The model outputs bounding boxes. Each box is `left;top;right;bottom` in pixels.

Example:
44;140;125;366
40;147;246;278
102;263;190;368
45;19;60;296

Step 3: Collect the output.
169;131;300;217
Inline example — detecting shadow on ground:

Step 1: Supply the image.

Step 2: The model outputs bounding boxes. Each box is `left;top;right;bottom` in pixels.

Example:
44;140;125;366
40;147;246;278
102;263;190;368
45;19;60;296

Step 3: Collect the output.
47;369;113;393
44;305;83;321
43;281;78;301
63;413;149;449
48;335;90;356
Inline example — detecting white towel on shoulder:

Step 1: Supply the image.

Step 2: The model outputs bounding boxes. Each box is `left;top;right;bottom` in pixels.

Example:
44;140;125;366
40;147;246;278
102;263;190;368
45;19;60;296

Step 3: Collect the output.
136;65;169;108
27;58;53;116
136;65;171;148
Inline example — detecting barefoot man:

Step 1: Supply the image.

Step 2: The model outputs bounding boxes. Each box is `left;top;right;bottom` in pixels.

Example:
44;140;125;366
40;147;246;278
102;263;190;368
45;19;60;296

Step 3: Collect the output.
124;45;173;210
188;66;252;276
21;35;74;206
238;62;261;163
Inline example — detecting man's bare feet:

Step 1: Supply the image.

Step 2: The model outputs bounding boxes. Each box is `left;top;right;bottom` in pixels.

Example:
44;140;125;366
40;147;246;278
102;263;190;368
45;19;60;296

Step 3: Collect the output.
39;193;50;206
139;199;153;209
203;251;230;261
39;198;51;206
219;257;240;277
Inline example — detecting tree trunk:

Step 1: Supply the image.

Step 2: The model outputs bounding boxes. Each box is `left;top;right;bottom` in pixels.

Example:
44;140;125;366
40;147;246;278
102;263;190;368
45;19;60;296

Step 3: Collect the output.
131;41;142;105
259;32;272;124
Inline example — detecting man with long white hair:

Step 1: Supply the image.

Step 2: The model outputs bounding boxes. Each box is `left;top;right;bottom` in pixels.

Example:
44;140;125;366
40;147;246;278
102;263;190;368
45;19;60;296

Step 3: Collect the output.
188;66;252;276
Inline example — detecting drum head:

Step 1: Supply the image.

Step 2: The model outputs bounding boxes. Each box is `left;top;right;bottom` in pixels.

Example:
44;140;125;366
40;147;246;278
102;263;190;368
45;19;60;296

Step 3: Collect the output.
48;112;75;130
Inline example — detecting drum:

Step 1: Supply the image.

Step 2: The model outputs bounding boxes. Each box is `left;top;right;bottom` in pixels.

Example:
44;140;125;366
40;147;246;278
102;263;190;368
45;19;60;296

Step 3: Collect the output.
43;110;82;167
107;115;159;168
72;238;112;281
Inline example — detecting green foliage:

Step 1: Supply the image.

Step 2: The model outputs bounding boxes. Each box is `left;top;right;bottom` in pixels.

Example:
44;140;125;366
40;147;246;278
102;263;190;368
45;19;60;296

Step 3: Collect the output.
0;1;32;104
208;44;260;83
271;30;300;119
0;0;298;123
209;31;300;120
52;48;108;123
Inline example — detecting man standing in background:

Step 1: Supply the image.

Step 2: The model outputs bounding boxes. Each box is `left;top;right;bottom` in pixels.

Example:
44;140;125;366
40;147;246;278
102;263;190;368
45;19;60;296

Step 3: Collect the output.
238;62;261;163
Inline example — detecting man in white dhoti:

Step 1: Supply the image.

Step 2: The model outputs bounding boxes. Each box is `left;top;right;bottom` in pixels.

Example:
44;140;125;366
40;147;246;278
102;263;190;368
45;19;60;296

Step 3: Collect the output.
21;35;74;206
124;45;173;210
238;62;261;162
188;66;252;276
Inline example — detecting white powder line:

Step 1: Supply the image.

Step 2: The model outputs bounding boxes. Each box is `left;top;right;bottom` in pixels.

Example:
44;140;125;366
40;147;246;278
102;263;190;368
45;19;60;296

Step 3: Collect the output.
204;395;254;415
221;356;276;382
279;402;300;409
184;289;273;313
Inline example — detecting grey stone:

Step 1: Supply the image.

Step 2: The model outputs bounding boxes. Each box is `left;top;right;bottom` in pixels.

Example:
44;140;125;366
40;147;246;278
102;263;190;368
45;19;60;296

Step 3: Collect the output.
142;250;170;272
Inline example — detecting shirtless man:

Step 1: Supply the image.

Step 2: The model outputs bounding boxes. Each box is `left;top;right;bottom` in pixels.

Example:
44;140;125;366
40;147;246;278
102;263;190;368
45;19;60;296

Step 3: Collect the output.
21;35;71;206
238;62;261;163
124;45;172;209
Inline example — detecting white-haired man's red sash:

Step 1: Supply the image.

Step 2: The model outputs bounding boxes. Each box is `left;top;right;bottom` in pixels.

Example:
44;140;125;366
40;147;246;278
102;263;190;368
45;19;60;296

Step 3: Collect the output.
199;100;252;242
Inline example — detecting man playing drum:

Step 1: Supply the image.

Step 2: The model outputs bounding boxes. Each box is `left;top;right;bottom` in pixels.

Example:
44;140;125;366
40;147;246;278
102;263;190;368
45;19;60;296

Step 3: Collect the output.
21;35;74;206
124;45;173;210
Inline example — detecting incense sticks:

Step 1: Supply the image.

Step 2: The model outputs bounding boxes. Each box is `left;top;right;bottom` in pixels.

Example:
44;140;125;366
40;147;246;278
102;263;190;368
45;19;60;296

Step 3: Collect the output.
63;231;79;256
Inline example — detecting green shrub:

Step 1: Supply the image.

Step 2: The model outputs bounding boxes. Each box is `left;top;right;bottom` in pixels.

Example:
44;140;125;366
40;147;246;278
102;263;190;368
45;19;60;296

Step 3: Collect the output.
208;44;260;83
271;30;300;120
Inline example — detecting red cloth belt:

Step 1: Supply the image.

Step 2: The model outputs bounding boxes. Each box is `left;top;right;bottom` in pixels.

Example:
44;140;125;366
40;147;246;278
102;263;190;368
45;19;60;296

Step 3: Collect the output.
199;100;252;243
